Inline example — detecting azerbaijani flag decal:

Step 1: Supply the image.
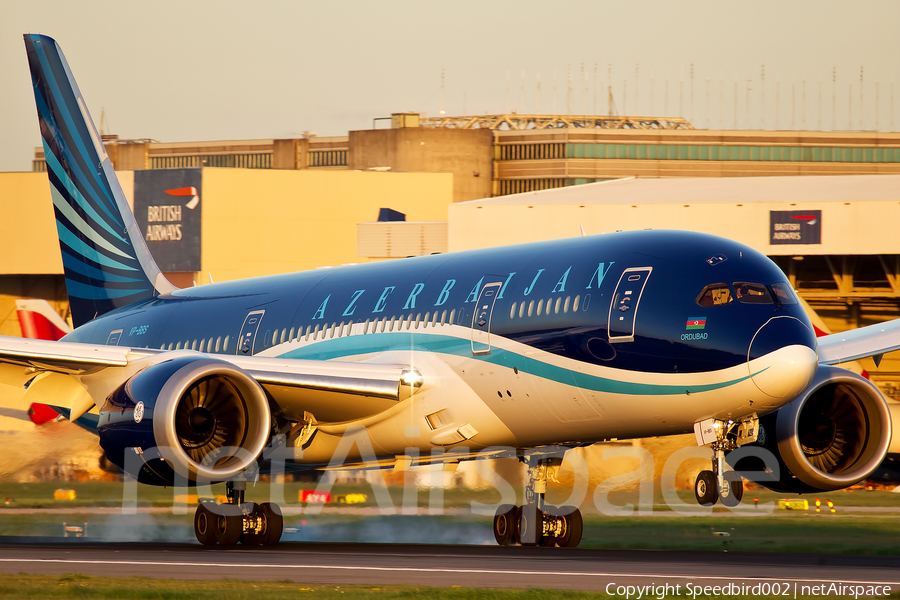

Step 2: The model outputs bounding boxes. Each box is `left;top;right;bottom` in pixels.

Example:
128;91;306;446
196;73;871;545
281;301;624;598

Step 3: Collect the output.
686;317;707;330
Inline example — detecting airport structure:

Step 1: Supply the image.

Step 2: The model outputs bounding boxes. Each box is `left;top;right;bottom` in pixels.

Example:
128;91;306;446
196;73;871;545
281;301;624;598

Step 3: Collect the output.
31;112;900;197
7;113;900;394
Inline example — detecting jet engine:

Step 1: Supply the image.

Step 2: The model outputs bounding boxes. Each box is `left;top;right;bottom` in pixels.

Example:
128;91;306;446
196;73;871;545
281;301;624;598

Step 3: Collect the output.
728;365;891;493
98;357;271;486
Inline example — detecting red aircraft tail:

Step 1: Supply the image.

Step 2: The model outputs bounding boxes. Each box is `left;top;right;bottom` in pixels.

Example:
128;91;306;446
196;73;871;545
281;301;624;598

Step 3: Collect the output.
14;299;72;424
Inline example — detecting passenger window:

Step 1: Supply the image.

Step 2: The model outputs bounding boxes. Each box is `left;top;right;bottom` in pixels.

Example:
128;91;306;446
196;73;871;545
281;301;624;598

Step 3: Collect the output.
554;297;561;314
573;295;580;312
432;312;439;326
771;282;799;305
518;302;525;318
215;337;221;352
424;312;431;327
449;309;456;324
223;336;230;352
510;302;517;319
696;283;733;307
734;282;774;304
563;296;570;313
199;339;206;353
537;299;543;316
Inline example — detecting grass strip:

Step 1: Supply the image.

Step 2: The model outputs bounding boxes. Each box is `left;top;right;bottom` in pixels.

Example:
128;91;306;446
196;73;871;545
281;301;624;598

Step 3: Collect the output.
0;574;889;600
0;573;607;599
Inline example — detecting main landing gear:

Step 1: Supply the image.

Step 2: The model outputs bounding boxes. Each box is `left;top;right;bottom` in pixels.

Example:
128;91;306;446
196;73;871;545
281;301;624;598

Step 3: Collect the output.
693;417;757;508
194;480;283;546
492;455;583;548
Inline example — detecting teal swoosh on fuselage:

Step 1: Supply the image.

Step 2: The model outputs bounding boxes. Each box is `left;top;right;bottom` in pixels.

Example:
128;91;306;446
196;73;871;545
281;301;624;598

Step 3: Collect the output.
278;331;759;396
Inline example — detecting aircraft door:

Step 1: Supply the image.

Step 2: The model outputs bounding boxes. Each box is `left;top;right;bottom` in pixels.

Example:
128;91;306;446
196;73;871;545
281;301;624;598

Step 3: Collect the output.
106;329;122;345
237;310;265;355
471;282;502;356
608;267;652;343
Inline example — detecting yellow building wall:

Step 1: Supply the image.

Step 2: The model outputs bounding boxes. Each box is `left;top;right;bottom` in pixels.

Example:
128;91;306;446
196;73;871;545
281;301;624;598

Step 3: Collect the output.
448;199;900;256
0;173;63;275
0;172;136;337
200;169;452;282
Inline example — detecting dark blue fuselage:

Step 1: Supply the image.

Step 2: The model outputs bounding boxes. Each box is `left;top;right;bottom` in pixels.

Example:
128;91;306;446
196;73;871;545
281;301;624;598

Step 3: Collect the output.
64;230;815;377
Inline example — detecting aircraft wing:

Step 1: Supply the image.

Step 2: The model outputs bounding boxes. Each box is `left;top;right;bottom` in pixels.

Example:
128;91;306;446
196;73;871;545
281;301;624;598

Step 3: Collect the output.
0;335;413;424
817;318;900;366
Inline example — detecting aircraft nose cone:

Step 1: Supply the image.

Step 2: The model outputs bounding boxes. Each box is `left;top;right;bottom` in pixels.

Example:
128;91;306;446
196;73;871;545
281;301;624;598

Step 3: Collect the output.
748;316;818;399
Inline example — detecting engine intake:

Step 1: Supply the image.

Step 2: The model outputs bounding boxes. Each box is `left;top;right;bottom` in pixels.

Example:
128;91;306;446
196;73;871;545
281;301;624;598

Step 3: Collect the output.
729;365;891;493
99;356;271;485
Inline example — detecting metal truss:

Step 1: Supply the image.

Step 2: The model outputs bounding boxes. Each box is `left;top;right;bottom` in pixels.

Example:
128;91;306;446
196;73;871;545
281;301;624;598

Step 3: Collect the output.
419;114;694;131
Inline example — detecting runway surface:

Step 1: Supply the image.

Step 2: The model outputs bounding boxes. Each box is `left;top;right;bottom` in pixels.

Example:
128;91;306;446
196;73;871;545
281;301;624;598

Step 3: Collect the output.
0;540;898;592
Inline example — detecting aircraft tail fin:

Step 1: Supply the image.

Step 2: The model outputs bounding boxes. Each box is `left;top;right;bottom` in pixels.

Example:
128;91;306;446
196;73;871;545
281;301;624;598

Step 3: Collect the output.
16;298;72;341
24;34;176;328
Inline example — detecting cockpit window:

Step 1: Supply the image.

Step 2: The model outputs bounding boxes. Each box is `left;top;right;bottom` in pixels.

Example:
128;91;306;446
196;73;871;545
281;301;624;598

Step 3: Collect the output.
770;282;799;305
733;282;774;304
696;283;733;307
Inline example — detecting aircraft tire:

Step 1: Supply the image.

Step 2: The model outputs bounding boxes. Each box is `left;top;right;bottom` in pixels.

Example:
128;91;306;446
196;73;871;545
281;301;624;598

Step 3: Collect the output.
194;503;217;545
719;472;744;507
695;470;718;506
557;506;583;548
518;504;545;546
540;505;560;547
242;503;265;545
259;502;284;545
492;504;517;546
214;512;243;546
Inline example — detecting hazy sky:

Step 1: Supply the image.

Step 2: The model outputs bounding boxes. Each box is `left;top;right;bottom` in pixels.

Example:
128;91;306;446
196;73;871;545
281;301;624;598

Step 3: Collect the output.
2;0;898;172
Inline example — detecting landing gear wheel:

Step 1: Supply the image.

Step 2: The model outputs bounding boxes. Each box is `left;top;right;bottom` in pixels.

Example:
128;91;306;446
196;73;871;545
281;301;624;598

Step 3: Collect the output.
719;471;744;507
539;506;559;547
492;504;517;546
194;503;216;546
695;470;718;507
214;510;243;546
242;503;265;545
519;504;545;547
556;506;583;548
259;502;283;546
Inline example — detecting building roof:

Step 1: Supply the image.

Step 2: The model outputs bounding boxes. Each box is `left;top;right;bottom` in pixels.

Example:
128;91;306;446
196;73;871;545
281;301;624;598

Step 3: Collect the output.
466;174;900;206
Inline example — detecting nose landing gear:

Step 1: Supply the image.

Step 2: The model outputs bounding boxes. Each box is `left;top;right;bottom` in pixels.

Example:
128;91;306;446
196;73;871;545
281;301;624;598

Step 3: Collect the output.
491;454;583;548
693;416;756;507
193;480;284;546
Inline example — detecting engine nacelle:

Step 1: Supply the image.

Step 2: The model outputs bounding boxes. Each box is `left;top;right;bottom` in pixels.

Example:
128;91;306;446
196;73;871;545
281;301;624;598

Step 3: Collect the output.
728;365;892;494
98;356;271;486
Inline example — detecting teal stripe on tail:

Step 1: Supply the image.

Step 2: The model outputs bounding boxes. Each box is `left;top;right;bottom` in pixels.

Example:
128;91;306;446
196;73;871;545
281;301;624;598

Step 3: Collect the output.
24;34;176;327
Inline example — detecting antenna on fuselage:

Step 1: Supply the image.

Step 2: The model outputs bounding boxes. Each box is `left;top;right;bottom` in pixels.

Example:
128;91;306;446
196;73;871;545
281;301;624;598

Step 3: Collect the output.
580;223;586;237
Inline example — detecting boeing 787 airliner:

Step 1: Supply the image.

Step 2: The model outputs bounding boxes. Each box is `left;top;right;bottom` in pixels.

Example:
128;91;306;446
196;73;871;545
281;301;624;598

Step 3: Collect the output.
5;34;897;547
